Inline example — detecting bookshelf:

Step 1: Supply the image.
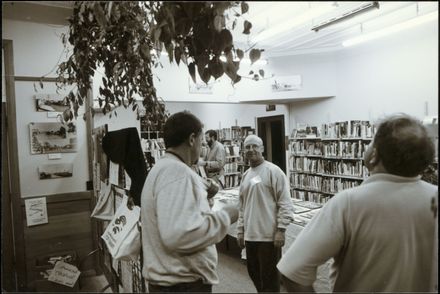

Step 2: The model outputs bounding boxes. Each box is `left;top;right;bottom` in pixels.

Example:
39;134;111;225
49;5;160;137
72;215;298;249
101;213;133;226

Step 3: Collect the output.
216;126;255;189
289;120;375;205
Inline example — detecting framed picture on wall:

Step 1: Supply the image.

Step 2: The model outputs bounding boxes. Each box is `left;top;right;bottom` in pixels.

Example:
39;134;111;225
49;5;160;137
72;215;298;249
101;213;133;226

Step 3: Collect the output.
29;122;78;154
38;163;73;180
188;77;213;94
35;94;70;112
271;75;302;92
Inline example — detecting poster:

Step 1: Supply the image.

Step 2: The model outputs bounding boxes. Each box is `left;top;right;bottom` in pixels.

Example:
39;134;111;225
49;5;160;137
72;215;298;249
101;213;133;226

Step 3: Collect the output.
25;197;48;226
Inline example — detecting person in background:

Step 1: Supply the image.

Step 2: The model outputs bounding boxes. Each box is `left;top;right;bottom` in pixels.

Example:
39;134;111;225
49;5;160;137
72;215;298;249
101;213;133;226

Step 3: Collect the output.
198;129;226;188
141;111;239;293
277;113;438;293
237;134;294;292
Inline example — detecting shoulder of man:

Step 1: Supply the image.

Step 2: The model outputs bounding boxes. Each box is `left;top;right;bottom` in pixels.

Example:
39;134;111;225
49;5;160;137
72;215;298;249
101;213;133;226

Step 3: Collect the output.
264;161;286;175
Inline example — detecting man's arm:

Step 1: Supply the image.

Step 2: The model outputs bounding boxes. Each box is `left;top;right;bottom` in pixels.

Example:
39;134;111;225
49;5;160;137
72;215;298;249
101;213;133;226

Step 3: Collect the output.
274;170;294;230
282;275;315;293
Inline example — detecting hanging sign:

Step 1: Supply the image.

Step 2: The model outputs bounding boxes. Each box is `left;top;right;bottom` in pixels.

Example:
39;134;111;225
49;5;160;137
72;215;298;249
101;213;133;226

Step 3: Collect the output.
47;261;81;288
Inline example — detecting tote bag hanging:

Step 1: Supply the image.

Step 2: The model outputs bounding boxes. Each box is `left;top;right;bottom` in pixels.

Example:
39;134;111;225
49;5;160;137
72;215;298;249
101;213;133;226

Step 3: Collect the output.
101;195;141;261
91;181;114;221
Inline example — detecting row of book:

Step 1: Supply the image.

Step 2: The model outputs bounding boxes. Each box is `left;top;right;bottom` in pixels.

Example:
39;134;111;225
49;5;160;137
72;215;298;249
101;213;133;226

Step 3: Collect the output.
141;138;165;152
320;120;375;138
289;141;323;155
322;141;370;158
320;161;367;177
290;174;362;194
224;162;240;173
217;126;255;141
291;190;331;204
292;120;376;139
224;174;240;189
224;144;241;157
289;158;368;178
289;140;370;159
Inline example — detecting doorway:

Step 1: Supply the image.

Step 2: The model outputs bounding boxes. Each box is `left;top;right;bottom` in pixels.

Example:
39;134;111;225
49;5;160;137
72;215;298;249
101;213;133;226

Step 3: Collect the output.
257;115;286;173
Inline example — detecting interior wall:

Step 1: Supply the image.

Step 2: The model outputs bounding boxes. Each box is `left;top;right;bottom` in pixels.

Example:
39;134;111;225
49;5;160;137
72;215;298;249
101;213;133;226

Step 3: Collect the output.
164;102;290;135
287;19;439;128
150;45;337;103
2;19;89;197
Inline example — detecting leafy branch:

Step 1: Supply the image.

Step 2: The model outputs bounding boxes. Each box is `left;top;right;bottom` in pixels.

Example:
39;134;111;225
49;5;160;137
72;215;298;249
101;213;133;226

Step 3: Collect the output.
51;1;263;131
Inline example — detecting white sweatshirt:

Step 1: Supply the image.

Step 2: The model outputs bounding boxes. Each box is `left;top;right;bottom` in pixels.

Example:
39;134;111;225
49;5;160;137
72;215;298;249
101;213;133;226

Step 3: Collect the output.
141;153;233;286
237;161;294;241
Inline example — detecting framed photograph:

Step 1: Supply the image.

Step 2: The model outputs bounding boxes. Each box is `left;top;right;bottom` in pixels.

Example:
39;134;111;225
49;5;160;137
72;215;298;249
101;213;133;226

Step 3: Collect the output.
35;94;70;112
38;163;73;180
188;78;213;94
29;122;77;154
271;75;302;92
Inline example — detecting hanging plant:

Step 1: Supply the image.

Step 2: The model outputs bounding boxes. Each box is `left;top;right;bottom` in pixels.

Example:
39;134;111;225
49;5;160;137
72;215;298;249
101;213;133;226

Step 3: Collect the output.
54;1;262;128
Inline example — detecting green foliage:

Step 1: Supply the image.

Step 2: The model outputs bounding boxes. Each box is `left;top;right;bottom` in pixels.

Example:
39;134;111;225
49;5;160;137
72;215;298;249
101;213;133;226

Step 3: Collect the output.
55;1;263;127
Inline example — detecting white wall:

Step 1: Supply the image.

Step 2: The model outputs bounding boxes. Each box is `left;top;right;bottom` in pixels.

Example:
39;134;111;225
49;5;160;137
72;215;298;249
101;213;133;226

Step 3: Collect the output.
3;19;89;197
152;51;337;103
287;18;438;128
164;102;290;135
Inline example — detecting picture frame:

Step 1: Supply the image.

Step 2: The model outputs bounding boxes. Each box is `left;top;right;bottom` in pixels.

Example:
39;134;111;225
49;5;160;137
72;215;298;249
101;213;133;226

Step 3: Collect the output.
29;122;78;154
38;163;73;180
271;75;302;92
188;77;213;94
35;94;70;112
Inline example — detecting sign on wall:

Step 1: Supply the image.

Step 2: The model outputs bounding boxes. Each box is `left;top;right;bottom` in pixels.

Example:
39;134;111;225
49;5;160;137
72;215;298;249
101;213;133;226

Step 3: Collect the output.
25;197;48;226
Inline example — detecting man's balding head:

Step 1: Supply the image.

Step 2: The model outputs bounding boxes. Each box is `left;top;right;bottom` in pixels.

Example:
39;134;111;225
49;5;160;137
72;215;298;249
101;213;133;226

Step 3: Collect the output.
373;113;435;177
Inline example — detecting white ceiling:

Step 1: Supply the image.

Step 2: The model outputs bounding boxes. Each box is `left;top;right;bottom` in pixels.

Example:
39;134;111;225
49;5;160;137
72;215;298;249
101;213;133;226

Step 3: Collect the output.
3;1;438;57
233;1;438;57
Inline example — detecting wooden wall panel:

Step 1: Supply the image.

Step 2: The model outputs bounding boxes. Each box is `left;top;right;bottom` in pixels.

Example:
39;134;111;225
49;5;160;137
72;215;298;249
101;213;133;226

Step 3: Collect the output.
20;192;95;287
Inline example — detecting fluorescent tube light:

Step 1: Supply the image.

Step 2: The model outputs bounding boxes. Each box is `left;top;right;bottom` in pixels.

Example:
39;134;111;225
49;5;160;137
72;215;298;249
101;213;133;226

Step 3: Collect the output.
253;3;336;43
312;2;380;32
342;10;438;47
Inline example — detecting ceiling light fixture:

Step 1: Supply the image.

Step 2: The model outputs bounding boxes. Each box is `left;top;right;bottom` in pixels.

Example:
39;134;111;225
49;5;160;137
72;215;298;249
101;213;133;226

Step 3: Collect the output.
342;10;438;47
311;2;380;32
252;3;336;43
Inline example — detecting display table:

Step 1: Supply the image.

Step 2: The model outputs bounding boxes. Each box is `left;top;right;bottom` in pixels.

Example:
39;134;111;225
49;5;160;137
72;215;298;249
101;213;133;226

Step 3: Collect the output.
211;188;322;250
212;188;332;292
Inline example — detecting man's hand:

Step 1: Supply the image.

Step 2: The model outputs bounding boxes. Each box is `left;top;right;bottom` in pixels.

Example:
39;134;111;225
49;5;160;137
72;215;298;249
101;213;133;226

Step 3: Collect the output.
198;158;206;166
237;233;245;249
274;230;285;248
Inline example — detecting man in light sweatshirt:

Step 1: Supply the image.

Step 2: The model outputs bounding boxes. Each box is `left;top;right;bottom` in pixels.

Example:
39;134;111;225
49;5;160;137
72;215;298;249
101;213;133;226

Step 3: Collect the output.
237;134;294;292
277;113;438;292
141;111;238;292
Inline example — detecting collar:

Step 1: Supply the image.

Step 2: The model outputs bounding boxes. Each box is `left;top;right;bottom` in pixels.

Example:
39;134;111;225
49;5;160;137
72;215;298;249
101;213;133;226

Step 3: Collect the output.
362;173;422;185
165;150;186;165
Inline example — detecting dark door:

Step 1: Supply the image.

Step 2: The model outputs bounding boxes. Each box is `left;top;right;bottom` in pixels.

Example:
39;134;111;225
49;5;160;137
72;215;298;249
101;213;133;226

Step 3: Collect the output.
257;115;286;173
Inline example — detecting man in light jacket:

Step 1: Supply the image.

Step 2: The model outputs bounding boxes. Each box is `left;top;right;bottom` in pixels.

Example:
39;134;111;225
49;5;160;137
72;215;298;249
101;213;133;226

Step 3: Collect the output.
198;129;226;188
141;111;238;292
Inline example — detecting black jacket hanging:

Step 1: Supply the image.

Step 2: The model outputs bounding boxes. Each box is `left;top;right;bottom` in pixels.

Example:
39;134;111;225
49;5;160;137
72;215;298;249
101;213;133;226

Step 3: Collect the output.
102;127;147;206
